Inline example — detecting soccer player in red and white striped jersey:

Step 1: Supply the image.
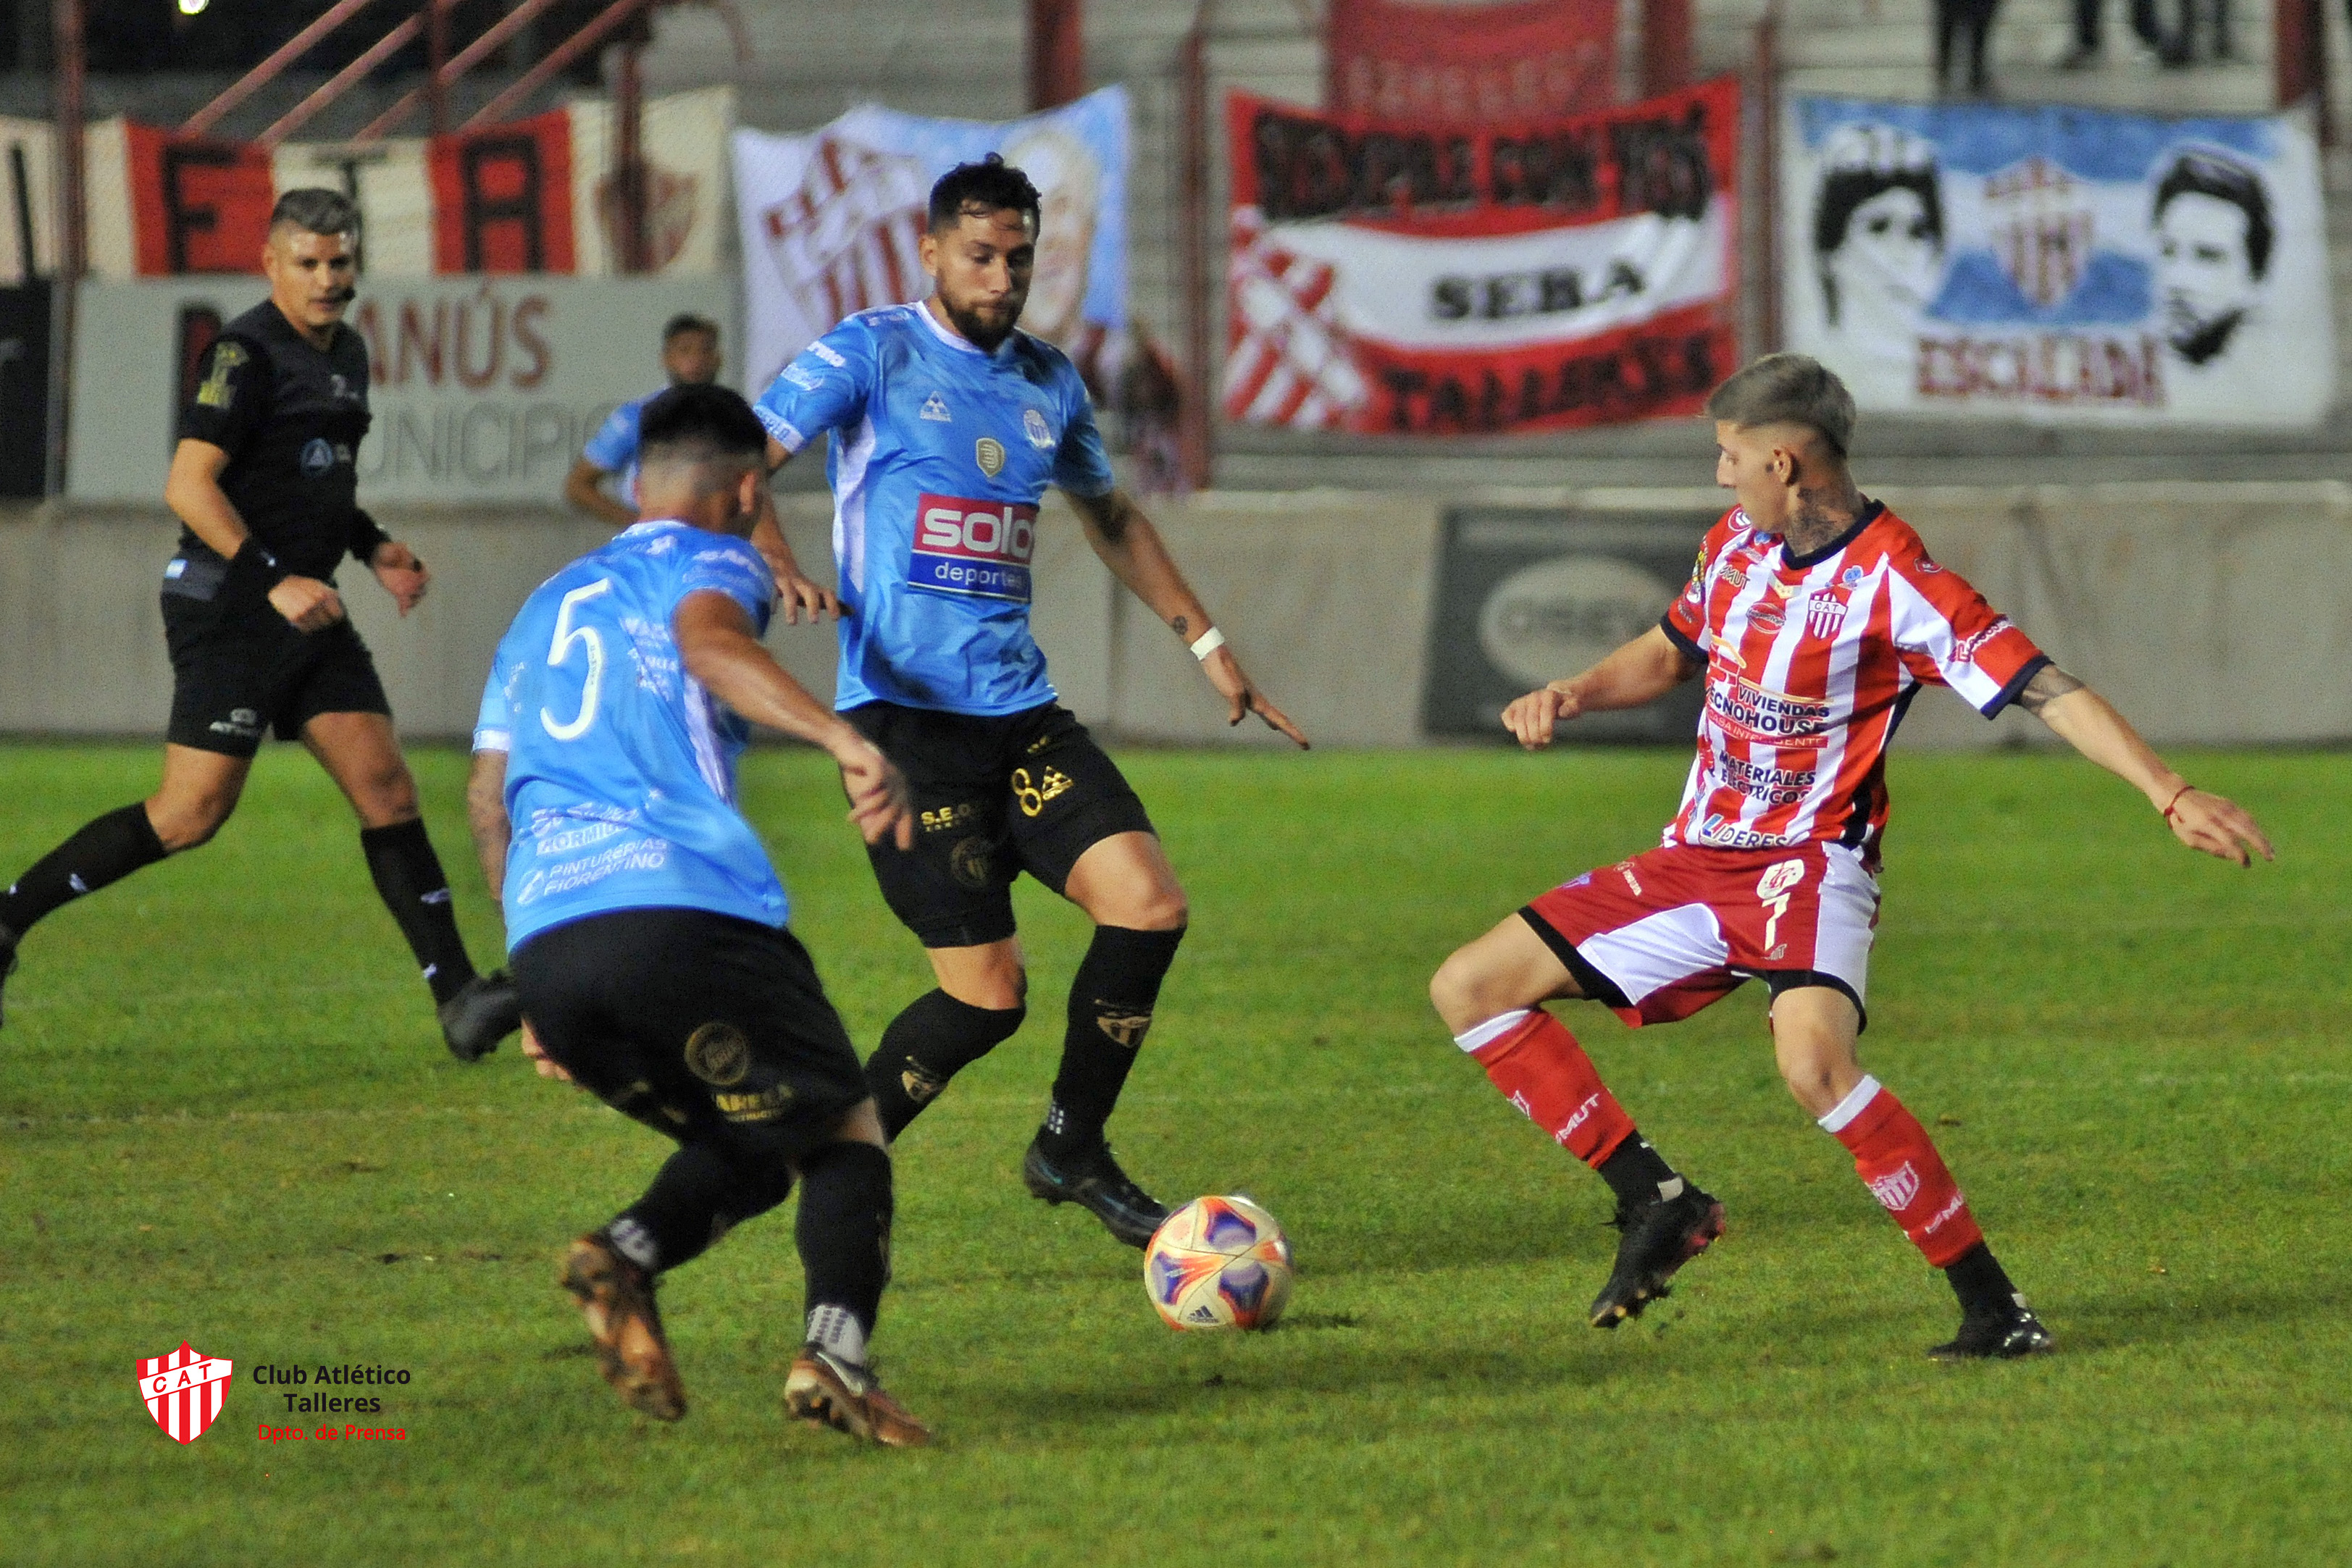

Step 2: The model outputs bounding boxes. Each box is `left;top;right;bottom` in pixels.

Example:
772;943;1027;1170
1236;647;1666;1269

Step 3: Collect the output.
1430;353;2273;1359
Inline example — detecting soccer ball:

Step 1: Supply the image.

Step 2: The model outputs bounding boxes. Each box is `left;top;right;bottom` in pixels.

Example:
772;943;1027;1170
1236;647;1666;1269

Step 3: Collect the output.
1144;1195;1293;1331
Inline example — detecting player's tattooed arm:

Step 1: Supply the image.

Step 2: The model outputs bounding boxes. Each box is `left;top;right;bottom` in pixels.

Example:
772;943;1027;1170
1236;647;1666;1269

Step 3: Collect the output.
2020;662;2275;866
2016;663;2085;715
1069;487;1310;748
465;748;511;901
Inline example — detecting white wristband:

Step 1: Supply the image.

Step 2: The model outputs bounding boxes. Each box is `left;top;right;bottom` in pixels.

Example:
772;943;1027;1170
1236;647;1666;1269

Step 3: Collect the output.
1189;626;1226;661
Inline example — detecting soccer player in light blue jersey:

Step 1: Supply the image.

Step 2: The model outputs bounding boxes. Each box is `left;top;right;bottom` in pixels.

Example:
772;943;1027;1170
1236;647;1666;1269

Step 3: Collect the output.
561;313;723;528
751;155;1308;1249
469;384;932;1446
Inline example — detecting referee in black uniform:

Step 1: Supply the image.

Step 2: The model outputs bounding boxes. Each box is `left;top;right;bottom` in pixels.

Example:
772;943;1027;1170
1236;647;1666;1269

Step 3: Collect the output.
0;188;517;1060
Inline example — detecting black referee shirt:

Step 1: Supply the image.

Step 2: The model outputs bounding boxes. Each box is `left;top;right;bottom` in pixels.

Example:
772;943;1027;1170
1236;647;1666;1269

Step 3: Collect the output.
176;300;378;590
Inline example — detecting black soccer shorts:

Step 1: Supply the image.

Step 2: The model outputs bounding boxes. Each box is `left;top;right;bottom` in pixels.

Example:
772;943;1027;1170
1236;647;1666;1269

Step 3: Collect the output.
510;908;870;1165
846;700;1156;949
161;567;391;758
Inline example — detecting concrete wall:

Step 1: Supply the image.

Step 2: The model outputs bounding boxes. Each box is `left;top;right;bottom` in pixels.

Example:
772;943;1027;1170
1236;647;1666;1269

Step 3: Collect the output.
4;483;2348;750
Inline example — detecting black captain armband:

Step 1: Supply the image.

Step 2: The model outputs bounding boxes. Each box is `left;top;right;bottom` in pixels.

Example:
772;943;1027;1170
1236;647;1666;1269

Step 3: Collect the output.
233;537;290;591
349;508;392;565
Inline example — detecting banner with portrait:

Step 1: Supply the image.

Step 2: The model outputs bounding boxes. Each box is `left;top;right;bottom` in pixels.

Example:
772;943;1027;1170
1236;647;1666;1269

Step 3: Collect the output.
1224;77;1740;437
731;88;1129;392
1780;96;2334;425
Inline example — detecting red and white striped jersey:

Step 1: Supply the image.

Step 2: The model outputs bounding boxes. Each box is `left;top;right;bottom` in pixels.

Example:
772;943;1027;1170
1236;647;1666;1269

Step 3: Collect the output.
1657;500;2048;865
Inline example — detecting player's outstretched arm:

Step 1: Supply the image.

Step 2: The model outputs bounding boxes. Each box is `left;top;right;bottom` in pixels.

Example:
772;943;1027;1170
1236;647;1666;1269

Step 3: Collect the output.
673;590;914;849
2020;664;2275;866
745;479;838;625
165;437;345;633
1066;487;1309;749
1503;626;1702;749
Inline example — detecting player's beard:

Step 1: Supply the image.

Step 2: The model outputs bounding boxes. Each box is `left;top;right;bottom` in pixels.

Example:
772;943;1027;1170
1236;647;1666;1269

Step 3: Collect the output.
937;288;1025;353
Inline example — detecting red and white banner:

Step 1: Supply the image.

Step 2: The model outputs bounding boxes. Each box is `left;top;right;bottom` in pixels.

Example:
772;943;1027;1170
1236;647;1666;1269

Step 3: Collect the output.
1225;78;1741;437
80;87;734;280
1327;0;1617;125
138;1342;233;1443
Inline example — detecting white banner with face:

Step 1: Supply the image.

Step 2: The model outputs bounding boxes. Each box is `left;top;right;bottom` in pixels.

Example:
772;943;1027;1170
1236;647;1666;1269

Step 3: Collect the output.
730;88;1128;393
1780;97;2334;426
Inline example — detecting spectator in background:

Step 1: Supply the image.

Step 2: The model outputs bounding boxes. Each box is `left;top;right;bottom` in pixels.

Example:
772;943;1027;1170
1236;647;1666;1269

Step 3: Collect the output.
1933;0;2000;98
2056;0;2187;68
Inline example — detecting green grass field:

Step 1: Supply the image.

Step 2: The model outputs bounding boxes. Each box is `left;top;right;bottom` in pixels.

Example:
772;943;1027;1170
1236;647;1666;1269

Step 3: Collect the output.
2;739;2346;1567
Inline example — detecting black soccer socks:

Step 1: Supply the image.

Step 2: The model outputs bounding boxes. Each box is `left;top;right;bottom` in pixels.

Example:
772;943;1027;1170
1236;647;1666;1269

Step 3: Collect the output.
796;1141;895;1363
0;802;168;936
1038;924;1185;1162
610;1144;798;1274
863;988;1028;1139
1943;1240;2022;1318
1596;1134;1687;1209
359;819;478;1006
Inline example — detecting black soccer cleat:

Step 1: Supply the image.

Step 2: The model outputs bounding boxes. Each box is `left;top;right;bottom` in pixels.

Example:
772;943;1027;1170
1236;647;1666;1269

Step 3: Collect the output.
1929;1297;2054;1362
1022;1136;1171;1249
438;970;522;1062
1589;1182;1726;1328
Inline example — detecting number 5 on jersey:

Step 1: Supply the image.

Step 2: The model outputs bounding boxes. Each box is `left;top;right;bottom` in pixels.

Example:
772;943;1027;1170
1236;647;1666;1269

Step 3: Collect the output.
542;579;614;741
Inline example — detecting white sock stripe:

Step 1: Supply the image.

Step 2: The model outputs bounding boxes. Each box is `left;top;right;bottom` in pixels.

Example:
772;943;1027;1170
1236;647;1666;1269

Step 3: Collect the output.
1452;1010;1533;1053
1817;1074;1883;1133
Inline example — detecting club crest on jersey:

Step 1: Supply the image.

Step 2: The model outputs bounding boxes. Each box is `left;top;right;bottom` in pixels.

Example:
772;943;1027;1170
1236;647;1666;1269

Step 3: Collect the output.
920;392;951;422
1803;595;1849;640
974;437;1006;477
1022;406;1055;450
911;492;1036;603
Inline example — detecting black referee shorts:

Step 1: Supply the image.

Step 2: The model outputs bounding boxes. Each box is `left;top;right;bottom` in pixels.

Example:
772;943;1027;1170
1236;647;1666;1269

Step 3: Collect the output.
846;700;1155;949
161;586;391;758
511;908;869;1165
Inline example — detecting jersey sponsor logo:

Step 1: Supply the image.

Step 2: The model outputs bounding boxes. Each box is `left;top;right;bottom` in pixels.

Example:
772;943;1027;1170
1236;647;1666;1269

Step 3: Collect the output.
1913;555;1943;574
1747;600;1786;633
1022;406;1055;449
920;391;951;422
1011;764;1074;816
1692;812;1792;850
1951;617;2015;666
1718;755;1816;805
1840;565;1866;588
911;492;1037;602
780;362;826;391
1706;675;1833;747
1708;632;1748;670
809;340;848;368
1756;858;1807;898
300;437;335;476
975;436;1006;477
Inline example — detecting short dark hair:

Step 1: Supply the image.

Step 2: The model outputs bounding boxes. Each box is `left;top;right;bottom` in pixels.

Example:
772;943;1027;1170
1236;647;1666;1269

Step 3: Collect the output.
1705;353;1857;457
637;383;768;467
661;312;719;345
270;188;359;239
2154;151;2272;280
927;153;1042;235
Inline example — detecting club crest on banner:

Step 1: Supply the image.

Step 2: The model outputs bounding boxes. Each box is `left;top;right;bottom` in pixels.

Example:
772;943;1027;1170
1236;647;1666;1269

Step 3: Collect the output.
1986;157;2093;309
138;1342;233;1443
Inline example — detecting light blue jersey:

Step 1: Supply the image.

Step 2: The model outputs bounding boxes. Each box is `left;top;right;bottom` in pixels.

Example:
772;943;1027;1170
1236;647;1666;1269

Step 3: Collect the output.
474;520;784;952
752;303;1116;718
581;392;656;506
